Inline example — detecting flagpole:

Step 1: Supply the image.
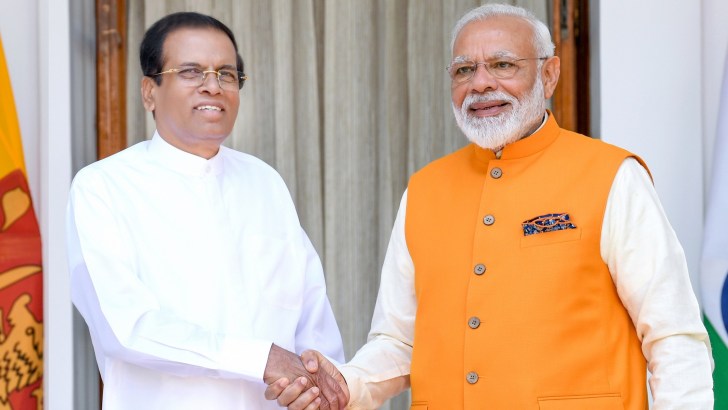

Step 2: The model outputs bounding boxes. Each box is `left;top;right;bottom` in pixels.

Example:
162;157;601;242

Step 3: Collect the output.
40;0;74;408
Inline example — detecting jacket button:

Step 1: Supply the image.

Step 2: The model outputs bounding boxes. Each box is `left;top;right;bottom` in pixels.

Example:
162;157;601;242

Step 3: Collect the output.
490;167;502;179
483;215;495;225
466;371;479;384
468;317;481;329
474;264;486;275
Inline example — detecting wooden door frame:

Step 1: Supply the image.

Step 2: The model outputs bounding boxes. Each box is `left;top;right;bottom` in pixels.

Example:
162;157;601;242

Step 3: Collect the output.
93;1;126;404
551;0;590;134
96;0;127;160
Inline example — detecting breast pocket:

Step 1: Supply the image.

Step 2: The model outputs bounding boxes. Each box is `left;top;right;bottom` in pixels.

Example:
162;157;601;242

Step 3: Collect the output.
520;227;582;248
538;393;623;410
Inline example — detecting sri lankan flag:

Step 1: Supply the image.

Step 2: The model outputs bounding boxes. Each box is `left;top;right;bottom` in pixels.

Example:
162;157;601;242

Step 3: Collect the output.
703;50;728;408
0;35;44;409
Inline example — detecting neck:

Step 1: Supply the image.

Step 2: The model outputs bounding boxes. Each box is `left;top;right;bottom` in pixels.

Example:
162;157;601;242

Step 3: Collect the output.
522;112;547;138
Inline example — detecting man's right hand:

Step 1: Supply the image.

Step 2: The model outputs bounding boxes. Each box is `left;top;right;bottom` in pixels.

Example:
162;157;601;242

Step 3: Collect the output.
265;349;349;410
263;345;349;410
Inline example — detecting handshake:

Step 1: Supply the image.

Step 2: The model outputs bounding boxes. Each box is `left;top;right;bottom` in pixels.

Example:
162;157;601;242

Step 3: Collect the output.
263;344;349;410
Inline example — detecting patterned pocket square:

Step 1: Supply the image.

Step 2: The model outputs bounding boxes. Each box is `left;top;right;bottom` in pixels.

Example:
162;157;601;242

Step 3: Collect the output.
522;213;577;236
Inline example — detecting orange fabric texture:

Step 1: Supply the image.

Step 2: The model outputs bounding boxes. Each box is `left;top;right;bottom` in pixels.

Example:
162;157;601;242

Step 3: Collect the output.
405;115;648;410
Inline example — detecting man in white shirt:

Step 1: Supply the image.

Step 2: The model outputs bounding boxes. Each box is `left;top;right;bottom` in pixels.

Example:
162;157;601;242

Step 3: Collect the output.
267;4;713;409
67;12;347;410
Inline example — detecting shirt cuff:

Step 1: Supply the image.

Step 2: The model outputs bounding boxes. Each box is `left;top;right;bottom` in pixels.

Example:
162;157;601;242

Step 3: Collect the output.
340;365;373;409
219;338;273;381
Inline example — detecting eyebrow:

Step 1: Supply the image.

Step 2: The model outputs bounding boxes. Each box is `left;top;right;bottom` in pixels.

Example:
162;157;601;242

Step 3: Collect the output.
451;51;519;63
492;51;518;59
451;55;471;64
177;62;237;70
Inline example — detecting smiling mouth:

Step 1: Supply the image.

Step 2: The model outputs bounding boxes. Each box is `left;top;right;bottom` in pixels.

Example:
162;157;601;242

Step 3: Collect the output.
470;102;509;112
195;105;222;112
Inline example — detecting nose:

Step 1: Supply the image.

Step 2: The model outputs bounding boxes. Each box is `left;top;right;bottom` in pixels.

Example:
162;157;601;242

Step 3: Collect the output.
469;64;498;93
198;71;222;94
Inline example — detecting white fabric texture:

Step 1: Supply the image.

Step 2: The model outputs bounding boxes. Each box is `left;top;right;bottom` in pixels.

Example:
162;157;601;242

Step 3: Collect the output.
67;132;344;410
340;158;713;409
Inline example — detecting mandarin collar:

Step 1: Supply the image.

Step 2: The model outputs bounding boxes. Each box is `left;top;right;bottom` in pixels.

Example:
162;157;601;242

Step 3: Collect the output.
147;131;224;176
472;110;560;164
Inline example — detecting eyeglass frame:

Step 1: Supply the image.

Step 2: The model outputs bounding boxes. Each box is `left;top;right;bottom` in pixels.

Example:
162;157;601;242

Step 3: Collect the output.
150;67;248;90
446;56;549;84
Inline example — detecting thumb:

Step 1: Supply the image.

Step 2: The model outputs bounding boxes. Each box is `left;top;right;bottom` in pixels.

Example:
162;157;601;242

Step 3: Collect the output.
301;350;320;373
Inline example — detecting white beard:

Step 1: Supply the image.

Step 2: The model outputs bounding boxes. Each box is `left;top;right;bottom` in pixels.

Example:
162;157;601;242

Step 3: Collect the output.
452;75;546;151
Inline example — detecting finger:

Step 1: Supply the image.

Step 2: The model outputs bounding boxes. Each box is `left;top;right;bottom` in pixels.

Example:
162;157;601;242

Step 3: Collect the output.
276;377;311;407
304;397;322;410
306;351;347;410
318;397;331;410
286;385;321;410
334;374;349;409
264;377;290;400
332;376;349;410
301;350;320;373
316;374;343;410
317;368;347;410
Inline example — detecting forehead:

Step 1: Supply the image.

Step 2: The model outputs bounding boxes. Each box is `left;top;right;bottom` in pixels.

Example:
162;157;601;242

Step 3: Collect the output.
162;27;237;66
452;15;536;60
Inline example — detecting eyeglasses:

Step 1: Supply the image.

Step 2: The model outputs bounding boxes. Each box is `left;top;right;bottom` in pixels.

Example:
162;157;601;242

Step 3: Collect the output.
151;67;248;91
446;57;548;84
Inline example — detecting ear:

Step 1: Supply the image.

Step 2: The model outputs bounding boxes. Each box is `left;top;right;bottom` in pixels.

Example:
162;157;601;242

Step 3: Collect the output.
141;76;156;112
541;56;561;99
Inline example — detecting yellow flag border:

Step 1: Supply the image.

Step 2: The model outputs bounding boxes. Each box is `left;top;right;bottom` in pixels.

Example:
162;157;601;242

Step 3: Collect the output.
0;34;28;177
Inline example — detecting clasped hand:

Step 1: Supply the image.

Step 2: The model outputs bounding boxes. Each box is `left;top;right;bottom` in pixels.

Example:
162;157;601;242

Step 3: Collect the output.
264;345;349;410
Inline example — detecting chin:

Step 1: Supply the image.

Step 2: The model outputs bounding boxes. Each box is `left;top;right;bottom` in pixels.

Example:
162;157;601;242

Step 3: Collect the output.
197;126;233;141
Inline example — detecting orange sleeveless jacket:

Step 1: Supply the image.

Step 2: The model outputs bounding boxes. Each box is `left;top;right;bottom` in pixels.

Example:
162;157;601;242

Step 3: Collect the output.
405;115;648;410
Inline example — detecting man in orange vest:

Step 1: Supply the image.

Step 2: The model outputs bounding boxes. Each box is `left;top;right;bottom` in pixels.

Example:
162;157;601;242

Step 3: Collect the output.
267;4;714;409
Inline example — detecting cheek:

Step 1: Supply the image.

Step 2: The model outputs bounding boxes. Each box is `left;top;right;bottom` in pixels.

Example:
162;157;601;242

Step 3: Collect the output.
515;86;532;101
507;77;538;100
451;86;467;108
228;95;241;114
228;96;240;112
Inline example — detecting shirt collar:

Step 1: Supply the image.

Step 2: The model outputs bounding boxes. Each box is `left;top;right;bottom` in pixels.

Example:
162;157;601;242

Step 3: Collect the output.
473;110;560;164
147;131;225;176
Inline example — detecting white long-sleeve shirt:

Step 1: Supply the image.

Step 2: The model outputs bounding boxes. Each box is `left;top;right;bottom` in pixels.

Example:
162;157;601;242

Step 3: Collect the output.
340;158;714;409
67;132;344;410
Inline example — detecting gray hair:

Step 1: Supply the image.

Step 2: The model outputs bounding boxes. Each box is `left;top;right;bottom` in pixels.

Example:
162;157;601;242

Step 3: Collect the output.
450;3;555;58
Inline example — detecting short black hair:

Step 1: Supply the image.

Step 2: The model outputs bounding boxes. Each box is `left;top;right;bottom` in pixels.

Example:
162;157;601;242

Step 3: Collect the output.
140;12;244;85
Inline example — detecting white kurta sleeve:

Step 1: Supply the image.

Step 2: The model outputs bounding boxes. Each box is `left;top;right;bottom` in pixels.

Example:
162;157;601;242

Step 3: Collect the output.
294;229;345;363
67;170;272;381
601;158;714;408
340;191;414;409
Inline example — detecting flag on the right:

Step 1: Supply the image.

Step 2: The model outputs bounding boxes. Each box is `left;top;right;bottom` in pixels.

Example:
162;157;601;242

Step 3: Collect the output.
702;51;728;407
